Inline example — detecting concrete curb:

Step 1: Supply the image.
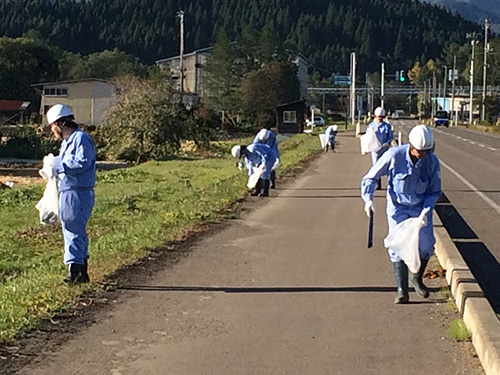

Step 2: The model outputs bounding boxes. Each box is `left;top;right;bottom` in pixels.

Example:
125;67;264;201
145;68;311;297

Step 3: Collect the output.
433;212;500;375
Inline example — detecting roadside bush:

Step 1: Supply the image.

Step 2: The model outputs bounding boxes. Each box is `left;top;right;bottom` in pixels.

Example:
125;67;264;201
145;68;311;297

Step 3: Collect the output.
95;76;211;163
0;126;58;159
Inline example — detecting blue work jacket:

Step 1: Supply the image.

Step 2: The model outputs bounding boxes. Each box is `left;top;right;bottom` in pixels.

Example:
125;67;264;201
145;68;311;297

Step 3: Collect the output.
244;143;277;179
253;130;279;158
57;128;96;192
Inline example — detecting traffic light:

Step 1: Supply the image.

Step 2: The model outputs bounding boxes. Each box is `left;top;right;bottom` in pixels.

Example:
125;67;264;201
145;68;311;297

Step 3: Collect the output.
399;70;406;82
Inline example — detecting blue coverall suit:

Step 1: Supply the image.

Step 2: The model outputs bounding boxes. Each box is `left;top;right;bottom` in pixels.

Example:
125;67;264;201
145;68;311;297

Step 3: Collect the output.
253;130;279;186
56;128;96;265
324;126;337;147
244;143;277;180
252;130;279;160
360;144;442;262
368;120;393;165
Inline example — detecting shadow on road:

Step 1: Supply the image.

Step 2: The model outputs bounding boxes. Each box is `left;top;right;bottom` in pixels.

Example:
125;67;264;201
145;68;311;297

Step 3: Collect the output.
436;193;500;314
116;285;442;296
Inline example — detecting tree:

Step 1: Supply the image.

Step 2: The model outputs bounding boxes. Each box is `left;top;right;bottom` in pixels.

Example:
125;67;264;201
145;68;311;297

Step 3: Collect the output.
239;61;300;126
202;29;242;127
59;48;147;80
98;76;209;163
0;33;59;100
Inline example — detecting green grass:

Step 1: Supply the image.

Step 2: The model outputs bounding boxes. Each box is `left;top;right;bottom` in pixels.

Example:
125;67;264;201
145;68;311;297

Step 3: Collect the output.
0;133;321;342
448;319;471;341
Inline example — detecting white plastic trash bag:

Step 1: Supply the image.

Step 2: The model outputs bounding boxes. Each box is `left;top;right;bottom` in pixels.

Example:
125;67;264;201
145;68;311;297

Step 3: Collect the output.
383;208;430;273
35;153;60;224
247;164;265;189
360;127;382;154
319;134;327;149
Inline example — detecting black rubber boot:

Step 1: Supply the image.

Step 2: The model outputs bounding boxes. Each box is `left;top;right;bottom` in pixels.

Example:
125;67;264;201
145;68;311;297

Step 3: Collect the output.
81;259;90;283
409;258;430;298
392;261;409;304
325;144;329;153
270;170;276;189
64;263;89;284
376;179;382;190
259;179;270;197
250;179;262;196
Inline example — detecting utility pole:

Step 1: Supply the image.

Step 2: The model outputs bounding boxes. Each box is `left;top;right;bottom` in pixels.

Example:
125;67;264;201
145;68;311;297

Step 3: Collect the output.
350;52;356;125
469;37;478;124
451;55;457;126
381;62;385;110
481;19;489;122
177;10;185;92
443;65;448;101
432;72;437;118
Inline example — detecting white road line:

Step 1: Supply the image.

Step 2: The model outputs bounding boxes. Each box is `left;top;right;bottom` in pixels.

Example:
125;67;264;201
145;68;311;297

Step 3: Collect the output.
470;141;476;145
488;147;497;151
478;144;486;148
441;160;500;216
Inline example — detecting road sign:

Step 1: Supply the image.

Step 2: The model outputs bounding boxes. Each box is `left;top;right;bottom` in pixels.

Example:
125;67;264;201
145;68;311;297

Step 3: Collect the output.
449;69;458;81
334;75;352;86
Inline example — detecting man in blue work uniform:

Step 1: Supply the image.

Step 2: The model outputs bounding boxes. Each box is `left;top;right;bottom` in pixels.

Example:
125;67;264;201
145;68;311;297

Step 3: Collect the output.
324;124;338;153
368;107;394;190
47;104;96;284
253;128;280;189
231;143;277;197
361;125;442;304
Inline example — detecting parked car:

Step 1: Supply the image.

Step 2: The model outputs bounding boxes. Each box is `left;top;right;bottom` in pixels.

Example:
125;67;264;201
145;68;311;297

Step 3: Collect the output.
313;115;325;126
434;110;449;127
391;109;405;119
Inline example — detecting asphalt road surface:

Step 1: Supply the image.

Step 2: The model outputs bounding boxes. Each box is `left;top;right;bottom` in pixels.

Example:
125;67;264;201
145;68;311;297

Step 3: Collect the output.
393;120;500;316
14;132;482;375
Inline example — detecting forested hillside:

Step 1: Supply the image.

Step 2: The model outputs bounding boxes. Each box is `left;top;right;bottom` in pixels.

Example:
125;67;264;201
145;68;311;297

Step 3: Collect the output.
0;0;482;74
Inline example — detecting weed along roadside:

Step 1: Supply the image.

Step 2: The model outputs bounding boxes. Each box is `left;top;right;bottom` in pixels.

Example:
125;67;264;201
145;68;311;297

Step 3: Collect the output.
0;132;321;344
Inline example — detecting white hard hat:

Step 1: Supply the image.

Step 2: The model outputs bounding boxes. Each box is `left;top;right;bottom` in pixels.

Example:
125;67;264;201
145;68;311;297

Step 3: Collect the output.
409;125;434;150
231;145;241;158
46;104;73;125
332;125;338;131
257;129;270;141
374;107;385;117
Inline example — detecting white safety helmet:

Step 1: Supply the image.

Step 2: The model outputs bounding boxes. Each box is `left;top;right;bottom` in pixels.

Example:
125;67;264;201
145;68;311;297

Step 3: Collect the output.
408;125;434;151
257;129;270;141
374;107;386;117
46;104;74;125
332;125;338;131
231;145;241;158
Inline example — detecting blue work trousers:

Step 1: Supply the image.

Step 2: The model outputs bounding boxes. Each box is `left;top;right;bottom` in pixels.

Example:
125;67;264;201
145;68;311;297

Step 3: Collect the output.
60;189;95;265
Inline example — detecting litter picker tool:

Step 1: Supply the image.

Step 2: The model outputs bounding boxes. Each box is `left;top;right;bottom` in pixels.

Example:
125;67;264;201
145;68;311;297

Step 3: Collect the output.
367;209;374;249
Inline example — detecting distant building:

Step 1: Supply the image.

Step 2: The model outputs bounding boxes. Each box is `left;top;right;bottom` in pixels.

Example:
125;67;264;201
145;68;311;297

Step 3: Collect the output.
0;100;30;124
276;100;307;134
155;46;213;97
32;79;116;125
156;48;309;99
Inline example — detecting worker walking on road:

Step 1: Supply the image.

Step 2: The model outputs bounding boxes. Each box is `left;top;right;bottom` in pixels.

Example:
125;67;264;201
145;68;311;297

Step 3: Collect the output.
324;124;338;153
231;143;277;197
368;107;393;189
360;125;442;304
47;104;96;284
253;128;280;189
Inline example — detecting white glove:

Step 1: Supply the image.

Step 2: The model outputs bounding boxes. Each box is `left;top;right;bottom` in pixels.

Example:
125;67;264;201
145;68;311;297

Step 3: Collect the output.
419;209;429;227
364;200;374;217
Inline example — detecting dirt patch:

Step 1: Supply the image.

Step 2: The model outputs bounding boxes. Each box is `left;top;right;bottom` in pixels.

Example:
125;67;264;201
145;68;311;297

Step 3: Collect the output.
0;175;41;187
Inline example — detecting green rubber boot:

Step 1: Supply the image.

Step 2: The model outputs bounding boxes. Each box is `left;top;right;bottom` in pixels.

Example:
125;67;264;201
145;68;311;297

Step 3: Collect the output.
410;258;430;298
392;261;409;304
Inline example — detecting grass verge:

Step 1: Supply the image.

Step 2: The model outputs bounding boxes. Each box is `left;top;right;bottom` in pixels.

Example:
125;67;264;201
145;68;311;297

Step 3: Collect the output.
0;132;322;342
448;319;472;341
